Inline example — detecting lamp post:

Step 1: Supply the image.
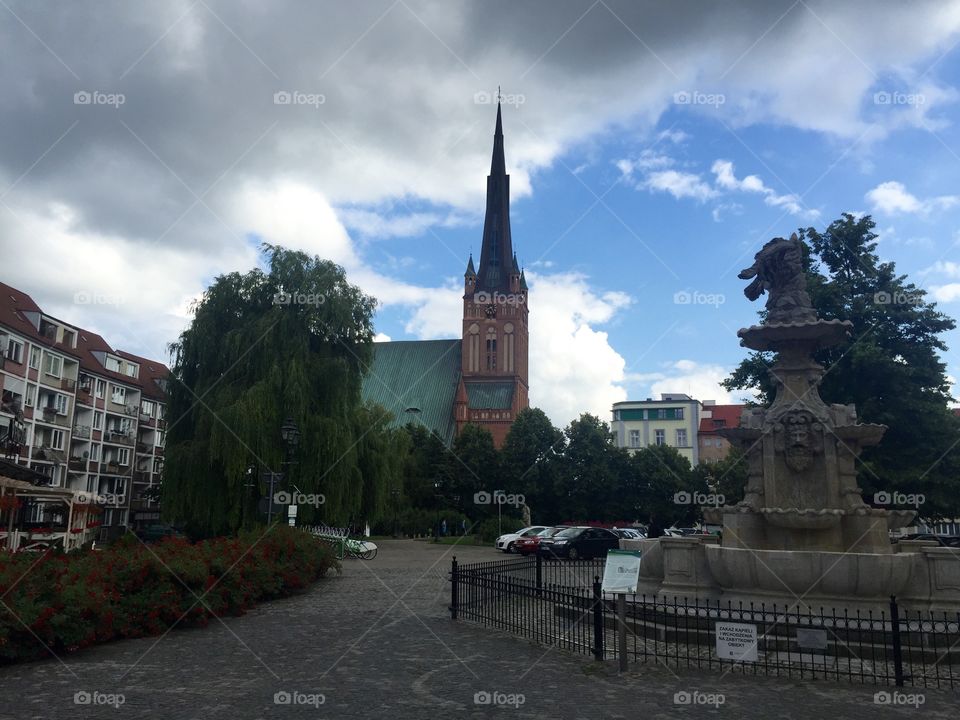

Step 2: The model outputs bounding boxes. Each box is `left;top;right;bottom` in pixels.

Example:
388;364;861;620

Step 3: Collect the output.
273;418;299;526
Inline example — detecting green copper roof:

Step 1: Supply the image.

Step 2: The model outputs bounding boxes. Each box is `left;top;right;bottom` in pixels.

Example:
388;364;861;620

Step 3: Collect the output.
465;381;514;410
361;340;462;446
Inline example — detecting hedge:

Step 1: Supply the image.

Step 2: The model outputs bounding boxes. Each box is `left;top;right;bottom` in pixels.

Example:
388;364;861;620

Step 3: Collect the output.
0;526;339;663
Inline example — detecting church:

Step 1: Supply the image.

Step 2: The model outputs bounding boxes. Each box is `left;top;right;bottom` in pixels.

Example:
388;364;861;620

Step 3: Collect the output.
361;103;529;448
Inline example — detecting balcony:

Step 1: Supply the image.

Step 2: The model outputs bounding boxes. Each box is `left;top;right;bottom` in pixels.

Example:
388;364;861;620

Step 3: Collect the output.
100;461;122;475
39;407;71;427
61;377;76;392
72;424;91;439
68;457;87;471
123;405;139;417
135;441;150;453
156;418;166;430
104;431;135;446
75;385;93;405
139;413;155;427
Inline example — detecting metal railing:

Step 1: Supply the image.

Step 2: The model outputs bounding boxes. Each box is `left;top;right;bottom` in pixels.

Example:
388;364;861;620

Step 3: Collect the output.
450;556;960;690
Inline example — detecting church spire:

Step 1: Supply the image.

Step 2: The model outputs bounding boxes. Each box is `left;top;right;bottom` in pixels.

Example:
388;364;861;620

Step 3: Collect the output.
476;101;513;292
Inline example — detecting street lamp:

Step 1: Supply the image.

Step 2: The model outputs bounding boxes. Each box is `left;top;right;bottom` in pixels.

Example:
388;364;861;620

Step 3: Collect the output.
280;417;300;448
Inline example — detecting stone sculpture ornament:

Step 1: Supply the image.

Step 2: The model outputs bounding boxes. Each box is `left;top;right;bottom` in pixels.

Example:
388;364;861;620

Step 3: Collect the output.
737;233;816;325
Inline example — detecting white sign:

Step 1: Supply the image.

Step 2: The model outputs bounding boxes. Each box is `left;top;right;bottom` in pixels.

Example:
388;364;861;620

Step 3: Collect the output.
715;622;758;662
601;550;642;594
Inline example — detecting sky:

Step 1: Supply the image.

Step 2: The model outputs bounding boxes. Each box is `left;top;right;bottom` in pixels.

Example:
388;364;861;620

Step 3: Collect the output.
3;0;960;427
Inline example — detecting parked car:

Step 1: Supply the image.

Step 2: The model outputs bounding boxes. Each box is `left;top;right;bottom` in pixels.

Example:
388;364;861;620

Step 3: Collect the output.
514;526;569;555
896;533;960;548
495;526;550;553
612;527;644;539
538;526;620;560
665;527;707;537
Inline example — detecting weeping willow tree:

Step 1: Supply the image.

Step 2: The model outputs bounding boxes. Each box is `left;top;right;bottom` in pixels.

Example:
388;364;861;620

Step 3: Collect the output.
162;244;405;535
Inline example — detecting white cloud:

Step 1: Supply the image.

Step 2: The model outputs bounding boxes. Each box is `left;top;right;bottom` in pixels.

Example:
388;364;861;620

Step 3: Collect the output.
710;159;819;219
865;181;959;215
630;359;757;405
525;271;632;426
642;170;718;201
337;207;471;239
930;283;960;302
373;332;392;342
923;260;960;278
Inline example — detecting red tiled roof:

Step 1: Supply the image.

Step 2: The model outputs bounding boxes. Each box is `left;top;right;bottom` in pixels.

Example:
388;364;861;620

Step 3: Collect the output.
0;281;168;400
115;349;170;400
699;404;745;434
0;281;82;360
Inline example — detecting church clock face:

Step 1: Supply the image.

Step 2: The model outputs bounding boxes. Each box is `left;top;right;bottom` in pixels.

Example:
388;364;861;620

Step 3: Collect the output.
484;304;497;318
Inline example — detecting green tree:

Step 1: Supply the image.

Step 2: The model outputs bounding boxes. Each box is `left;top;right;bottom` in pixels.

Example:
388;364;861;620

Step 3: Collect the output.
554;414;628;522
500;408;564;521
627;444;692;529
163;245;399;535
723;214;960;518
446;423;500;516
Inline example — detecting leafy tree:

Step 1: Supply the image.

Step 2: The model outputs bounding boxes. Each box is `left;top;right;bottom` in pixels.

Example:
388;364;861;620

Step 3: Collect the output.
445;423;500;516
723;214;960;518
163;245;400;535
500;408;564;521
627;444;692;529
554;414;629;522
400;424;451;510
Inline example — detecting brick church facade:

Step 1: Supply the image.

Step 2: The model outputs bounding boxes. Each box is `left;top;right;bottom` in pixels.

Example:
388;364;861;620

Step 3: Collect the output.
361;103;530;448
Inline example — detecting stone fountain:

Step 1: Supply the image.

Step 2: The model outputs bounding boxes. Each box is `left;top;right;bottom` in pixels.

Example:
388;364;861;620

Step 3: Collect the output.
628;235;960;611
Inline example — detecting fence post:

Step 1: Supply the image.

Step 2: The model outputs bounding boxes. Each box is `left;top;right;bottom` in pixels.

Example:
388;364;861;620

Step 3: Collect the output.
592;575;604;661
890;595;904;687
450;557;459;620
617;594;628;672
536;552;543;595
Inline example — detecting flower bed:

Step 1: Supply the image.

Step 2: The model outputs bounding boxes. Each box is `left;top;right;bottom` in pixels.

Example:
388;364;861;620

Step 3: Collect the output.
0;526;339;663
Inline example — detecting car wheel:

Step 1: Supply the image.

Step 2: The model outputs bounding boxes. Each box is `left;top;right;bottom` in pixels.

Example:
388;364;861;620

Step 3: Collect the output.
568;547;579;561
506;541;516;553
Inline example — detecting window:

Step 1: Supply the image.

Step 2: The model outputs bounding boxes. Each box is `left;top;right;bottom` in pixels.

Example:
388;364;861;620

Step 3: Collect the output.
105;357;121;373
153;457;164;474
141;400;154;417
125;363;138;378
6;338;23;364
117;448;129;466
43;354;62;377
676;429;688;447
95;379;105;398
675;408;684;420
656;408;666;419
629;429;641;448
24;384;35;407
156;430;165;447
29;346;40;369
111;386;125;405
55;393;68;415
655;429;666;446
90;444;101;461
485;336;497;371
93;411;103;430
50;429;64;450
156;404;164;420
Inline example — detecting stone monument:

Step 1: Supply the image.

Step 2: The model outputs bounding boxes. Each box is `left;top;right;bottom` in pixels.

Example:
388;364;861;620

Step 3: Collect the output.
628;234;960;611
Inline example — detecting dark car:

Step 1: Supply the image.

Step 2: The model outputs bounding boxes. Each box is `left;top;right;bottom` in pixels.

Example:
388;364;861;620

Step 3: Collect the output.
538;526;620;560
513;526;569;556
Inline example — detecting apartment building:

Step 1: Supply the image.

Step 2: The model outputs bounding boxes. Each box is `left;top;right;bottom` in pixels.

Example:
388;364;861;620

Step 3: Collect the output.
611;393;702;465
0;282;168;537
697;401;746;462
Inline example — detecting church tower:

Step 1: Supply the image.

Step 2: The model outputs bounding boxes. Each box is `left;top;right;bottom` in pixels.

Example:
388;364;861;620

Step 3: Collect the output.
455;102;530;447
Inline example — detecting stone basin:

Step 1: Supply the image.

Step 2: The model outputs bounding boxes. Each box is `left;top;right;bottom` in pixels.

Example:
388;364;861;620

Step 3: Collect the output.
705;545;915;601
759;507;843;529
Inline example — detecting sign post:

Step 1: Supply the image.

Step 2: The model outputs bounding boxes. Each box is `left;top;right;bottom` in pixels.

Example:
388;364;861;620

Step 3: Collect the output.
601;550;642;671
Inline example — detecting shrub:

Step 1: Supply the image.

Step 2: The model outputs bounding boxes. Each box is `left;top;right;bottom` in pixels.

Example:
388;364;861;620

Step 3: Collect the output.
0;526;338;663
473;516;525;543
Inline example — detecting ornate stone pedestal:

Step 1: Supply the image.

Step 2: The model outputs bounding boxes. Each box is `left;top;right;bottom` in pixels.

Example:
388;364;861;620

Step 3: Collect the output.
627;235;959;611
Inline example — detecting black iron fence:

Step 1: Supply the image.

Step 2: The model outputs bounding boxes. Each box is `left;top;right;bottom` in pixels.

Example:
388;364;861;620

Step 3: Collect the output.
450;555;960;690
